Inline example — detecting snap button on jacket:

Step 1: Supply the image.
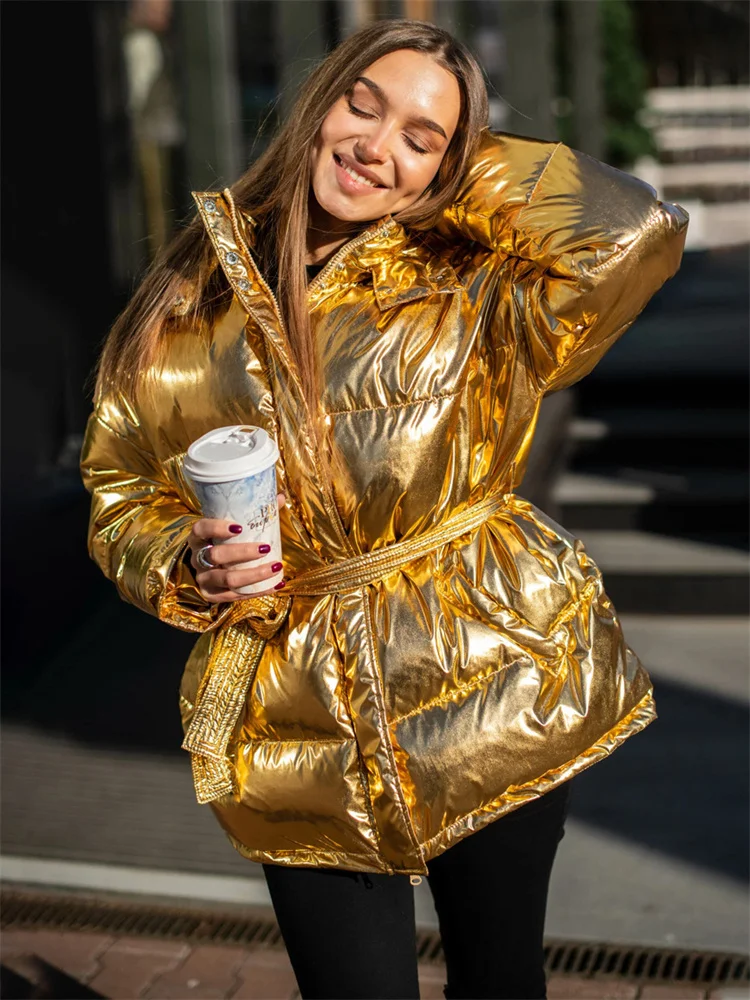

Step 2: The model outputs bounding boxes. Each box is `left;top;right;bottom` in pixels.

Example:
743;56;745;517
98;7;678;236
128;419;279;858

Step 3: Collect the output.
81;130;689;876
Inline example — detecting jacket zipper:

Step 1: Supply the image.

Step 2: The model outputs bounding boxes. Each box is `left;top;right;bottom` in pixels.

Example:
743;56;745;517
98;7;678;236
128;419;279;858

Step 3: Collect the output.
223;192;374;557
311;218;430;884
307;219;393;295
224;196;425;876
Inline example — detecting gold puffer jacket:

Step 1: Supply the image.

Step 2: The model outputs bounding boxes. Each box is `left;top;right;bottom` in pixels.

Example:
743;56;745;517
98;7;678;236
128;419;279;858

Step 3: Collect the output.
81;130;688;877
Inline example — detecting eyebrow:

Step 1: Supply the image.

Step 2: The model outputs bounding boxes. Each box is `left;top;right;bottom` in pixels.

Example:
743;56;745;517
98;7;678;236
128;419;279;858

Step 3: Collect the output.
355;76;449;141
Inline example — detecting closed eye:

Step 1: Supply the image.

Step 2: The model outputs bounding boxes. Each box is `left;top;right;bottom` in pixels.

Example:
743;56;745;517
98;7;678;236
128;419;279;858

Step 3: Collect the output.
348;101;376;119
348;100;429;155
404;135;428;155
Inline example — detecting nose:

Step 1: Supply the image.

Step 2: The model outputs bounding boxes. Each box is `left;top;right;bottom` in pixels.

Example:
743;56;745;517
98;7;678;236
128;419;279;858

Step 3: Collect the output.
355;122;392;164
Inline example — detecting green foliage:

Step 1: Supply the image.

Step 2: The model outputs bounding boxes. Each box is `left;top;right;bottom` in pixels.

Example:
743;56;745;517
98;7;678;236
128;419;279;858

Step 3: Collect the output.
601;0;657;167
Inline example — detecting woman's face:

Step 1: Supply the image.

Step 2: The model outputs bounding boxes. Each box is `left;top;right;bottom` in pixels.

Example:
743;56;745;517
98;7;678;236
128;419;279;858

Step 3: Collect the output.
310;49;461;226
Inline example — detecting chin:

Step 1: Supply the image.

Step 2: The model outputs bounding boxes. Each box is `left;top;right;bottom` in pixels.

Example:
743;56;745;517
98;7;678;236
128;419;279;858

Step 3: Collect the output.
325;200;368;223
318;190;385;224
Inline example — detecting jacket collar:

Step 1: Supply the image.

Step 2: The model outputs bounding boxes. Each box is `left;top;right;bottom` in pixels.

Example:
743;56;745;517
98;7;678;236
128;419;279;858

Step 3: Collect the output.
344;218;463;310
193;190;462;313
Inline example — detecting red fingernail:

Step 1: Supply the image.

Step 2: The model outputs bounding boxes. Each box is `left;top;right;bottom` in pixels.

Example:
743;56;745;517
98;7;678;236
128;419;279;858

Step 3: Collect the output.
271;562;283;572
229;524;243;534
273;580;286;590
258;543;271;554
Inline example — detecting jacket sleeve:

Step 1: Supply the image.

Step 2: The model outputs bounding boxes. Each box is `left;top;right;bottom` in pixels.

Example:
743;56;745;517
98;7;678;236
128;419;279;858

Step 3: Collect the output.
438;129;689;394
80;385;232;633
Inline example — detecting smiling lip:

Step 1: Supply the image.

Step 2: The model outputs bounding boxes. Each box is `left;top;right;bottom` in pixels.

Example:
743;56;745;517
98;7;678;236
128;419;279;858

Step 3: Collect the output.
333;152;387;193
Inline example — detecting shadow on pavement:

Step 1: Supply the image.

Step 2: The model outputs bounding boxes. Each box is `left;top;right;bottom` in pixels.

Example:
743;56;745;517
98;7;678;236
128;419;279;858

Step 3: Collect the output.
570;674;749;885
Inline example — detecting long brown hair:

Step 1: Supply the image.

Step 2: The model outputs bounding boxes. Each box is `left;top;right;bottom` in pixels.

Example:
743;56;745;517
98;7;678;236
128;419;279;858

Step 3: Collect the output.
96;19;489;470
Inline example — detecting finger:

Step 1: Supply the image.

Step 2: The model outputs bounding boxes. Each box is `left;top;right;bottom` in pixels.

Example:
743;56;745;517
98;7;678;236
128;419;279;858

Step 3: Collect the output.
207;542;279;567
190;518;245;545
277;492;286;509
200;581;285;604
197;561;282;592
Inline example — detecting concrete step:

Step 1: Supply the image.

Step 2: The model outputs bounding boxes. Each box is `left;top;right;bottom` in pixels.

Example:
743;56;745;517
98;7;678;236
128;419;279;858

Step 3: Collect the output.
554;472;655;532
556;468;749;540
575;528;750;614
562;405;748;543
645;83;750;115
659;159;750;186
618;613;749;703
570;408;748;445
554;472;656;506
568;410;747;469
655;125;750;151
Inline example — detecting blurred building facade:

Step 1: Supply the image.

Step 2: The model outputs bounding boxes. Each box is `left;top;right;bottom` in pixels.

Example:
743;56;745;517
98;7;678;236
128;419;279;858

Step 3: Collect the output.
631;0;750;249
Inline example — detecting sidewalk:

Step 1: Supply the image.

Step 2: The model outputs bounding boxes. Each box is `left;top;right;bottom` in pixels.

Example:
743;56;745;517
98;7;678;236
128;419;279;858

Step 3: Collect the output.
1;926;742;1000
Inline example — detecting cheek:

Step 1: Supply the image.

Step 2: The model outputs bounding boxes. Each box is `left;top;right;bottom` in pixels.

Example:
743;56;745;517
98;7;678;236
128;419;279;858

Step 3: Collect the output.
318;107;350;153
313;117;346;184
398;157;443;198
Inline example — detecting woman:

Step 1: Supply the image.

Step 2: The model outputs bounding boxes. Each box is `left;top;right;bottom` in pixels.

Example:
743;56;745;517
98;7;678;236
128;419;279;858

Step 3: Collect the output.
81;19;688;1000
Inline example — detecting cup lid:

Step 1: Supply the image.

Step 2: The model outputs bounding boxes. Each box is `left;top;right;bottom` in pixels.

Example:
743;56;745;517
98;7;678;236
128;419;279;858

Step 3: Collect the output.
184;425;279;482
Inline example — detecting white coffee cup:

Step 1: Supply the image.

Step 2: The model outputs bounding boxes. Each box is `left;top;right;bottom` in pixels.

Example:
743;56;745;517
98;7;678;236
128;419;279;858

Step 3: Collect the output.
184;425;283;595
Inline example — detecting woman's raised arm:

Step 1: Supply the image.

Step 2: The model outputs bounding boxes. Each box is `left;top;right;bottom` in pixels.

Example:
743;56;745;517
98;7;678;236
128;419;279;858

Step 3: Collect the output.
438;129;689;394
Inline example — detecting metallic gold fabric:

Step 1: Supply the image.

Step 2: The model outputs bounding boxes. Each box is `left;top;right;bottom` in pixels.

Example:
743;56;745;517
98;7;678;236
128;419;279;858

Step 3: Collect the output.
81;130;688;876
183;489;514;802
181;595;291;804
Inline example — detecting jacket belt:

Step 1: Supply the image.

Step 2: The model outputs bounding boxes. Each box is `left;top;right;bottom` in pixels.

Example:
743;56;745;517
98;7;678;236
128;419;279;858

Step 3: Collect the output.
182;491;515;804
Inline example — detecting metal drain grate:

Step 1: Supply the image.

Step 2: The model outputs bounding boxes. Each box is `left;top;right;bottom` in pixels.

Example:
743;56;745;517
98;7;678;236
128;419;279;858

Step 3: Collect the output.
542;939;749;987
2;889;749;988
0;891;282;948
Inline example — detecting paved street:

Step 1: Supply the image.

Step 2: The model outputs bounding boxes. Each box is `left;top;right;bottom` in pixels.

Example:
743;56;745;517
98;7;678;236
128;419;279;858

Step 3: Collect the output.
1;926;745;999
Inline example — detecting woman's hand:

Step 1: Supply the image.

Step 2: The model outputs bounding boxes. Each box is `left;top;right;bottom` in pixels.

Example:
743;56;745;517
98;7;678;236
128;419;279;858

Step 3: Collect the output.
187;493;286;603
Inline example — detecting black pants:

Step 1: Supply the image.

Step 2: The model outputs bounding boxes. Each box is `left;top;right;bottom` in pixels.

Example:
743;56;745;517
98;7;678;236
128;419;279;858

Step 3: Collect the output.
262;780;572;1000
